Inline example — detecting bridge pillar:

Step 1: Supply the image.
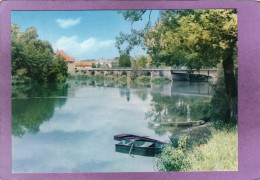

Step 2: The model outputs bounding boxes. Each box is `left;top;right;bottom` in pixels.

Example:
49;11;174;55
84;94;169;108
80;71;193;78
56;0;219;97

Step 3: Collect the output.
113;71;119;77
163;70;172;81
86;70;91;75
150;71;154;78
94;71;101;76
127;71;131;80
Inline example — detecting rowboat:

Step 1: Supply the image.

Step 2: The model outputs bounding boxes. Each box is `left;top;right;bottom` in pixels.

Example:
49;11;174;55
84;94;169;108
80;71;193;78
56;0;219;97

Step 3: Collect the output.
153;117;211;127
114;134;166;157
114;134;165;144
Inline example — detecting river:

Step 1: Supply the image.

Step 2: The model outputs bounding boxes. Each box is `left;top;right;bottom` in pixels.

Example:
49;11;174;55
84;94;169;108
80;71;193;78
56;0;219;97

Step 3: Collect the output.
12;79;211;172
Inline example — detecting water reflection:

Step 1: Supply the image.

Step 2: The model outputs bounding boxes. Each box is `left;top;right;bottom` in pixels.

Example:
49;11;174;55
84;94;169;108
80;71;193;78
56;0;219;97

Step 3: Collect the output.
12;79;211;172
12;83;68;137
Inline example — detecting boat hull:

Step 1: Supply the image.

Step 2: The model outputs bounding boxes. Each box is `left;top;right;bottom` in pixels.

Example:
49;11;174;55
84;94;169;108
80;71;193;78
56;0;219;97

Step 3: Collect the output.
115;144;163;157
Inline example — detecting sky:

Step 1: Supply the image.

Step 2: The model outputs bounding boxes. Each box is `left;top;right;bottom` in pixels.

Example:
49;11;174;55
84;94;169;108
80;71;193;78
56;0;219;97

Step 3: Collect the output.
11;11;160;60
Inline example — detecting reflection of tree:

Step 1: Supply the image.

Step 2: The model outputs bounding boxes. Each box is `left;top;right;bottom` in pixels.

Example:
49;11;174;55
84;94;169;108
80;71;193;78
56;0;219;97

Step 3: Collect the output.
119;88;131;102
145;94;210;135
133;89;148;101
12;83;68;137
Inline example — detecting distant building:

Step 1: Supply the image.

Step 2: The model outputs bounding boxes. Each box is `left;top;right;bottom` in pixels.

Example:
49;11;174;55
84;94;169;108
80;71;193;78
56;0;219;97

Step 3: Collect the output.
55;49;93;74
93;59;119;68
75;61;93;71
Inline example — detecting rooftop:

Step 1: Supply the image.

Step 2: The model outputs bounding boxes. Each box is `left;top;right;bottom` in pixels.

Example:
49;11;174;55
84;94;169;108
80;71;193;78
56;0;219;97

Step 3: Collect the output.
56;49;76;62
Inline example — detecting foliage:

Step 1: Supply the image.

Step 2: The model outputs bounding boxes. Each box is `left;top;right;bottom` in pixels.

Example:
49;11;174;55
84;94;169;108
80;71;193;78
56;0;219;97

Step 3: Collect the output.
118;75;127;82
119;54;131;67
117;9;238;122
92;63;96;68
12;75;31;85
151;76;171;84
156;125;238;171
104;75;115;80
11;24;68;83
95;74;104;79
111;61;119;68
136;76;151;84
156;136;191;171
186;125;238;171
136;56;148;67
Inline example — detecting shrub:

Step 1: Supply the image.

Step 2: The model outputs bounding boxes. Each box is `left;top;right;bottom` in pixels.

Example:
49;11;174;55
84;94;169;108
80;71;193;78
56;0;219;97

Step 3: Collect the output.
95;74;104;79
137;76;151;84
156;136;191;171
12;75;31;85
186;126;238;171
104;75;114;80
152;76;171;84
156;124;238;171
118;75;127;82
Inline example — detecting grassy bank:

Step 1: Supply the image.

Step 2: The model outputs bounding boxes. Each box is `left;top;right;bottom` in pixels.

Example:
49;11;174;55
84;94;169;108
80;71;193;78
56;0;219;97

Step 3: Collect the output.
156;124;238;171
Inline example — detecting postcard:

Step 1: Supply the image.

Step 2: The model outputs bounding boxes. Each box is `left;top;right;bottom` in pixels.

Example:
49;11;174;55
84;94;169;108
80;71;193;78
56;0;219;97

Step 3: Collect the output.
0;1;260;180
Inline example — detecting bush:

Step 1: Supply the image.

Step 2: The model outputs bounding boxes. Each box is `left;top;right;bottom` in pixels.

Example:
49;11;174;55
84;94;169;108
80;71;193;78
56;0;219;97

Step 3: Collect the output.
12;75;31;85
152;76;171;84
137;76;151;84
95;74;104;79
156;125;238;172
118;75;127;82
187;125;238;171
156;136;191;171
104;75;114;80
130;72;138;81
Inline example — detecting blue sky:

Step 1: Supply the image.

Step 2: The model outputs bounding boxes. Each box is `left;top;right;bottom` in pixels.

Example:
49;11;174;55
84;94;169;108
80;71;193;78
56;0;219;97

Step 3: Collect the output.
11;11;160;60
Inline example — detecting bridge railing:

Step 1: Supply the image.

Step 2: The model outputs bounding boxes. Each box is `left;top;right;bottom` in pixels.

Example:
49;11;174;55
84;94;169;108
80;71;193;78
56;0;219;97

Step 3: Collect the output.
88;67;220;71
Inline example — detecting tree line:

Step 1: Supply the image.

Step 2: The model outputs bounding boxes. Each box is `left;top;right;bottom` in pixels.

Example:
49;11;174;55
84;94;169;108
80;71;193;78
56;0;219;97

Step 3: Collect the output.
11;24;68;84
116;9;238;122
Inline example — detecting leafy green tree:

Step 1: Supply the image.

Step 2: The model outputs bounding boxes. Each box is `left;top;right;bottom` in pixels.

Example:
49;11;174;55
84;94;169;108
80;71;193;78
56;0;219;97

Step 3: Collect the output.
48;54;68;82
117;10;238;121
92;62;96;68
136;56;148;67
11;24;68;83
111;61;119;68
119;54;131;67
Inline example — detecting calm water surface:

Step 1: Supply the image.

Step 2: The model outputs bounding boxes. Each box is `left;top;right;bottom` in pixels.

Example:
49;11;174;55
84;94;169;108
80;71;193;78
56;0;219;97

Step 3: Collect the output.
12;80;211;172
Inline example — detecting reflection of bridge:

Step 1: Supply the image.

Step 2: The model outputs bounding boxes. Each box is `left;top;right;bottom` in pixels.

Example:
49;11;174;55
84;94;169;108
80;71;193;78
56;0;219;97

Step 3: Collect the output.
79;68;218;82
151;81;212;97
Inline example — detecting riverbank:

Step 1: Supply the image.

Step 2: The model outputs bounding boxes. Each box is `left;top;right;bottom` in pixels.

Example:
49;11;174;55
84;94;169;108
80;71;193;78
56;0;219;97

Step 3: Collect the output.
68;73;171;85
156;122;238;171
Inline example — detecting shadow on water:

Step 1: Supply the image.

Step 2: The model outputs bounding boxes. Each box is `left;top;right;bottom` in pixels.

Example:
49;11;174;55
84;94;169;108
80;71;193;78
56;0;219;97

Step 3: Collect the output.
12;83;69;137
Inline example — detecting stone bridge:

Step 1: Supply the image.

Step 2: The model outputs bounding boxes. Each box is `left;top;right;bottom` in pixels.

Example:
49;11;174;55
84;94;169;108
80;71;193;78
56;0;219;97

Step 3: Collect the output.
78;68;219;82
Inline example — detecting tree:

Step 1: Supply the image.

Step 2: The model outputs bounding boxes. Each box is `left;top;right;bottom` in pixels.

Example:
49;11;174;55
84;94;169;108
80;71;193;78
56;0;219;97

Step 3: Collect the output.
136;56;148;67
11;24;68;83
92;63;96;68
119;54;131;67
117;10;238;121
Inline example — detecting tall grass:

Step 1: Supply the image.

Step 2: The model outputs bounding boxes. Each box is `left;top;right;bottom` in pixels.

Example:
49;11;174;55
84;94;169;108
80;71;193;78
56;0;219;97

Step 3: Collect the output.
187;125;238;171
156;125;238;171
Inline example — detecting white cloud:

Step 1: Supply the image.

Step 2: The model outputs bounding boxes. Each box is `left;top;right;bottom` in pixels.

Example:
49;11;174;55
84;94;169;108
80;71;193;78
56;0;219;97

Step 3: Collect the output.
56;18;81;28
54;36;115;59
